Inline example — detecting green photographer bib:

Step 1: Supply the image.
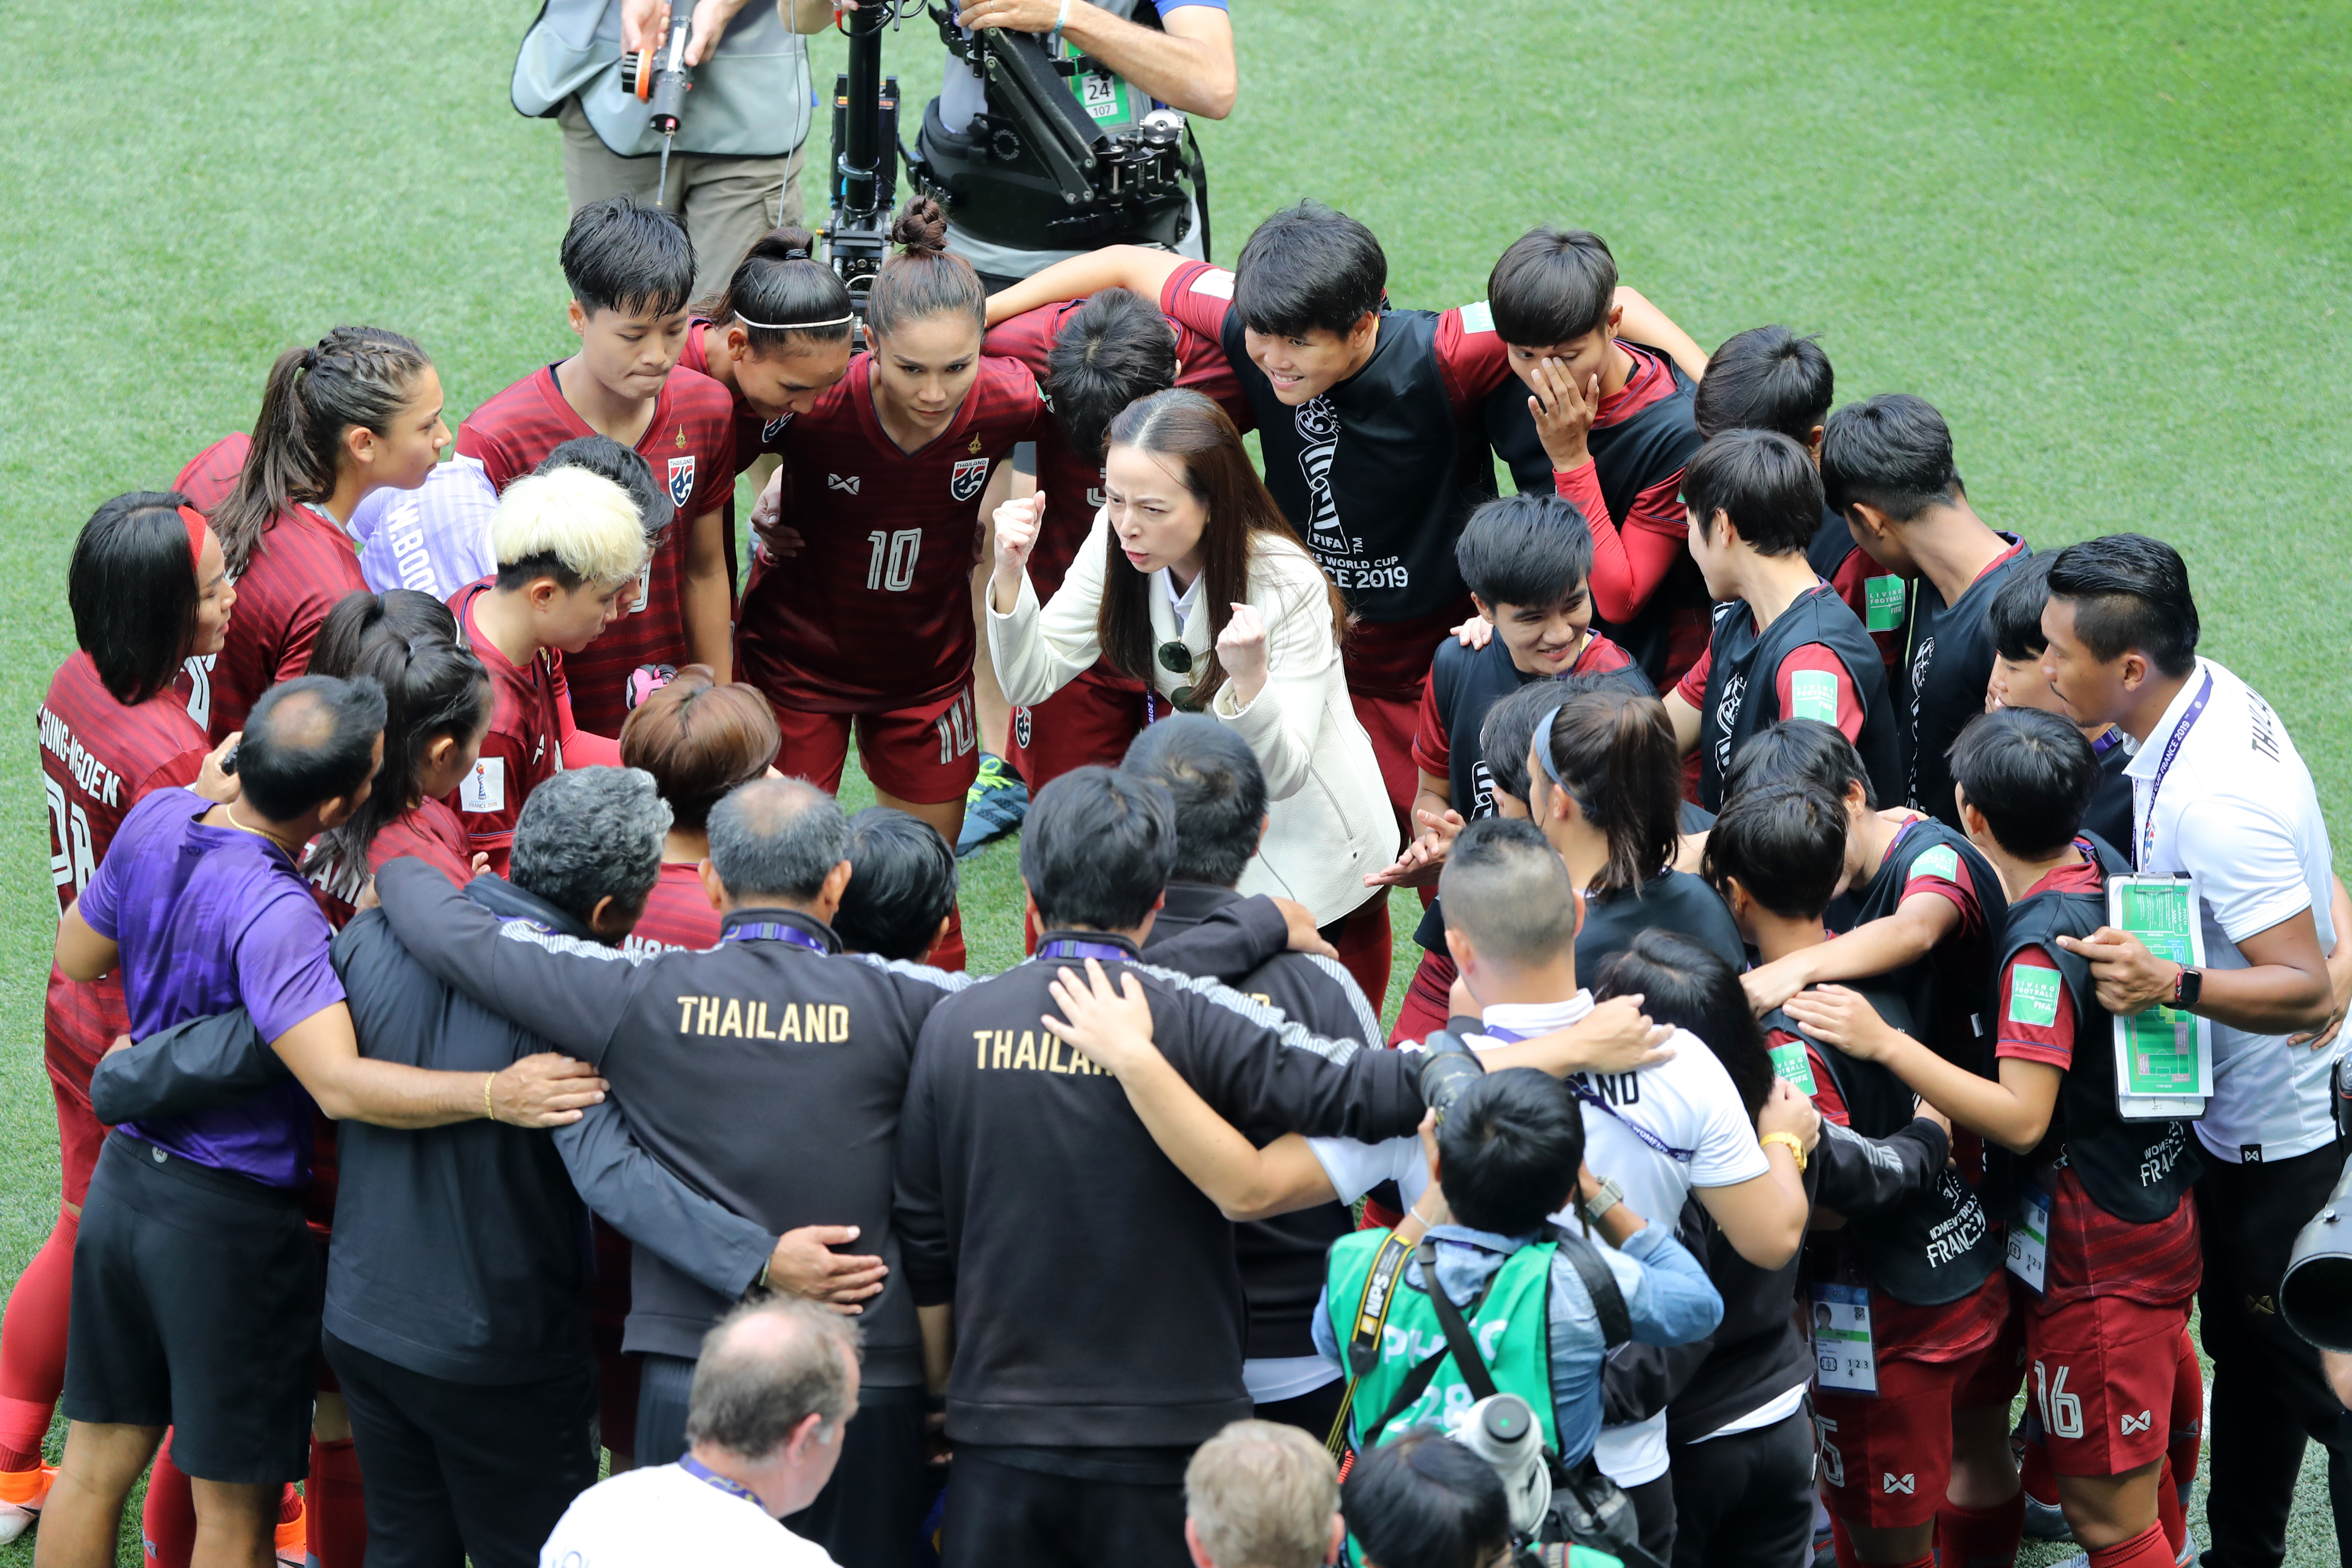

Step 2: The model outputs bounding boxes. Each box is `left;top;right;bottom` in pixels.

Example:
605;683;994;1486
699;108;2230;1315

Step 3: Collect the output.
1325;1229;1558;1451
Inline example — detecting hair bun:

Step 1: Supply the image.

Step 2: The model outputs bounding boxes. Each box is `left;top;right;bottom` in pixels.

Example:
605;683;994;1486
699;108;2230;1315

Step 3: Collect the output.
888;196;950;259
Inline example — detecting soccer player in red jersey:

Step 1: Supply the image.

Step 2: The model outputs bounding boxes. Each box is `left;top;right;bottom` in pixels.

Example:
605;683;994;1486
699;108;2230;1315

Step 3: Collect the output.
1707;785;2023;1568
1691;326;1906;675
1482;229;1713;692
734;197;1049;969
1791;710;2205;1568
618;666;782;957
8;495;233;1535
298;591;491;922
976;288;1246;793
976;204;1511;831
449;464;652;874
677;224;858;479
1665;431;1904;812
175;326;449;742
456;196;736;737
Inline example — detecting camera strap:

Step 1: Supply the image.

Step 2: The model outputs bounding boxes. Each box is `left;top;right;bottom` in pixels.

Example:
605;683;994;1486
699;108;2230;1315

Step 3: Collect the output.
1351;1242;1505;1454
1325;1230;1417;1459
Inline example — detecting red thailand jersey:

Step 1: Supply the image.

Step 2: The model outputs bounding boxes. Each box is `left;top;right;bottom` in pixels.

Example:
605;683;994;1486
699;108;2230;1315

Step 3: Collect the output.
620;862;725;958
173;435;368;743
982;301;1247;601
677;320;779;480
1994;851;2202;1311
447;580;570;874
737;354;1048;711
456;365;736;737
39;653;211;1079
303;798;478;931
1798;1034;2012;1365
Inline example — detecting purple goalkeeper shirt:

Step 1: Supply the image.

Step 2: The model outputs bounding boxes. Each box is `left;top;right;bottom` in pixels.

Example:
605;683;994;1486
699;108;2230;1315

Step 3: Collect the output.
75;789;345;1187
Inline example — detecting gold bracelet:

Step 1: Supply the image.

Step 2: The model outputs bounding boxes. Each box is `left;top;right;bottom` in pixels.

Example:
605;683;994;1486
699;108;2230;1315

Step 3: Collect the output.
484;1073;498;1125
1760;1130;1805;1172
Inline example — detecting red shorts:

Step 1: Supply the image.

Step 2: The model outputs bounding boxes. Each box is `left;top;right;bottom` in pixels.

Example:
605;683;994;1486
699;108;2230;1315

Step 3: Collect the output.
1954;1275;2027;1411
1345;607;1467;827
1349;688;1419;828
1009;667;1145;793
50;1077;104;1209
1814;1351;1979;1530
2023;1293;2190;1478
44;980;116;1209
1391;949;1455;1045
770;682;980;804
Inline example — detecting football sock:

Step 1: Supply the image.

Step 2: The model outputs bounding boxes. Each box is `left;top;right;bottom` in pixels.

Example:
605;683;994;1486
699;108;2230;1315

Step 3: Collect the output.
1936;1491;2023;1568
2086;1521;2173;1568
141;1436;195;1568
0;1210;76;1474
305;1437;366;1568
279;1486;303;1525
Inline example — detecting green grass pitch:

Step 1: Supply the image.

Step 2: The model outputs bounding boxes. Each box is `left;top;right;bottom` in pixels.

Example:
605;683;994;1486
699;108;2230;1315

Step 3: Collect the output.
0;0;2344;1561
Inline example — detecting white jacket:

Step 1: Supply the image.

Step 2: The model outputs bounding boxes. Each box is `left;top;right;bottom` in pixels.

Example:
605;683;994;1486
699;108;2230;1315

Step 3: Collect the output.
988;510;1399;925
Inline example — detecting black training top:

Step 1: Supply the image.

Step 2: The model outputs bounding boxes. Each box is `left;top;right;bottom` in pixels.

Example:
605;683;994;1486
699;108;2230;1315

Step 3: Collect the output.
1899;538;2031;827
895;929;1426;1452
1696;582;1903;812
1577;869;1745;981
1148;882;1384;1362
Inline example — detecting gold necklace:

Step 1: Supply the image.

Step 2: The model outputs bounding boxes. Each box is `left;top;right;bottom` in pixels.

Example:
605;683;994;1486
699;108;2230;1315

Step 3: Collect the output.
224;804;305;858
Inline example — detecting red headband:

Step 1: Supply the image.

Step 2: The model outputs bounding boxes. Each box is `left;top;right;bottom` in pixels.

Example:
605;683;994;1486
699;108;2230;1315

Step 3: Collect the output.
177;505;209;570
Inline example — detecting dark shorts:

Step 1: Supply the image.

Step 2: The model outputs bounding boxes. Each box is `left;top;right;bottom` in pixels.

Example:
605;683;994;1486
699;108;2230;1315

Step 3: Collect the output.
64;1133;320;1484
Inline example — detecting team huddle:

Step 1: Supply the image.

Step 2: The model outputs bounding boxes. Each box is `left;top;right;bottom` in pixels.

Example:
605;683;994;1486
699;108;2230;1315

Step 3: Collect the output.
22;186;2351;1568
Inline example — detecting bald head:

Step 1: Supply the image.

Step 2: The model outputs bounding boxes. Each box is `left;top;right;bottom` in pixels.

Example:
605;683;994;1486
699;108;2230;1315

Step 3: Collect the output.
685;1296;861;1461
237;672;387;821
707;777;850;902
1439;817;1579;969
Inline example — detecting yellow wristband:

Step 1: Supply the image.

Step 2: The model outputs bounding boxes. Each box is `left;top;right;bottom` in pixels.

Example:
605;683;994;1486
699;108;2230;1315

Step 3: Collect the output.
484;1073;498;1125
1760;1130;1806;1171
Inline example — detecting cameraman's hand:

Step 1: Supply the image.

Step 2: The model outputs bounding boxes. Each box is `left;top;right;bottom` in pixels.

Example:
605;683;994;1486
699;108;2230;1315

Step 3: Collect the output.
956;0;1071;33
626;0;750;62
765;1224;888;1313
990;494;1044;609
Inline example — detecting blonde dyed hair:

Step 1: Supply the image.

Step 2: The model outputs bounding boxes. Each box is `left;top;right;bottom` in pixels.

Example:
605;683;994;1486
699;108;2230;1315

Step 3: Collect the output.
1185;1420;1340;1568
491;467;647;586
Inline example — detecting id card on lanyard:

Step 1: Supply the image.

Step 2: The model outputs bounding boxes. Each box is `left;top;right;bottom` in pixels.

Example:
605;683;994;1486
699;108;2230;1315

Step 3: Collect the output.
2006;1182;2050;1291
2105;873;2214;1110
1810;1282;1877;1395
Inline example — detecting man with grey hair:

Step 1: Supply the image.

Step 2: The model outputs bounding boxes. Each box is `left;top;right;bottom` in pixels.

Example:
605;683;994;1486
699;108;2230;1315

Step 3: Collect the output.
1183;1420;1343;1568
87;767;816;1567
539;1297;861;1567
375;771;1317;1568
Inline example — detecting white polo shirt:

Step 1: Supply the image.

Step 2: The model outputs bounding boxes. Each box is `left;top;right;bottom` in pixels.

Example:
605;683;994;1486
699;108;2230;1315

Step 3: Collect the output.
2129;656;2339;1164
538;1464;839;1568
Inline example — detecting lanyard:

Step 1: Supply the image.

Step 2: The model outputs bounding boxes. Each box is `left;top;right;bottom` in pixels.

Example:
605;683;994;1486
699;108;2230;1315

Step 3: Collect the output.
1034;938;1132;964
678;1455;765;1512
723;922;829;956
2091;726;2126;757
1482;1025;1695;1162
2138;670;2214;871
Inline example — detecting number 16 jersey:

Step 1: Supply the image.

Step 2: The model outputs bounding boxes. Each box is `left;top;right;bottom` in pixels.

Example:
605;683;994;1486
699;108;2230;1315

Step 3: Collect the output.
736;354;1047;713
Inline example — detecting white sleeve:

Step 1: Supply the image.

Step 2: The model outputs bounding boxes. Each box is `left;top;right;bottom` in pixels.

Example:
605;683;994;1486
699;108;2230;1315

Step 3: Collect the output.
1307;1134;1429;1210
2176;795;2318;947
1211;549;1340;802
1678;1043;1770;1189
986;508;1110;708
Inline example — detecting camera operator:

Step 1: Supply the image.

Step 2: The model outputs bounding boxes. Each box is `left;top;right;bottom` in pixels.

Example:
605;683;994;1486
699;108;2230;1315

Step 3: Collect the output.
908;0;1235;285
1341;1433;1515;1568
515;0;837;300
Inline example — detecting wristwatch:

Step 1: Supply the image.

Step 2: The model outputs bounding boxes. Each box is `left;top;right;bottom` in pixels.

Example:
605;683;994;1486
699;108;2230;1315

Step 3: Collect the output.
1582;1176;1624;1224
2173;965;2203;1009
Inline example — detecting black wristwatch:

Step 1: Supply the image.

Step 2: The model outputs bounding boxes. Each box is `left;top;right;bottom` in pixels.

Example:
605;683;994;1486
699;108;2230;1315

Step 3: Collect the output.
2173;965;2202;1009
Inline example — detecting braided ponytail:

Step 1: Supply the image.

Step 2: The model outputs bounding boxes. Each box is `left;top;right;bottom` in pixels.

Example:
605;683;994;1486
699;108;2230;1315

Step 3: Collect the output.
213;326;432;575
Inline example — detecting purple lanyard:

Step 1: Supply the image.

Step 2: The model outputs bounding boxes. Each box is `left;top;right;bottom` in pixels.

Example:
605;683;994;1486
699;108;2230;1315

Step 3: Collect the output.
1481;1025;1694;1162
2091;726;2126;758
723;922;829;956
678;1455;765;1512
2138;671;2214;871
1034;938;1133;964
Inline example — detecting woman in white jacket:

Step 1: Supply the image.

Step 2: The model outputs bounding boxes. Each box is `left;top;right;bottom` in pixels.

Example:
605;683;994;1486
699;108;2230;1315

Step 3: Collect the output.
987;387;1401;1006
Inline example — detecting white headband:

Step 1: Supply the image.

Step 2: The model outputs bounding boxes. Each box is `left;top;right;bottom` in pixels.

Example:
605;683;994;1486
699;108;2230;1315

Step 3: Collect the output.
737;312;856;331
